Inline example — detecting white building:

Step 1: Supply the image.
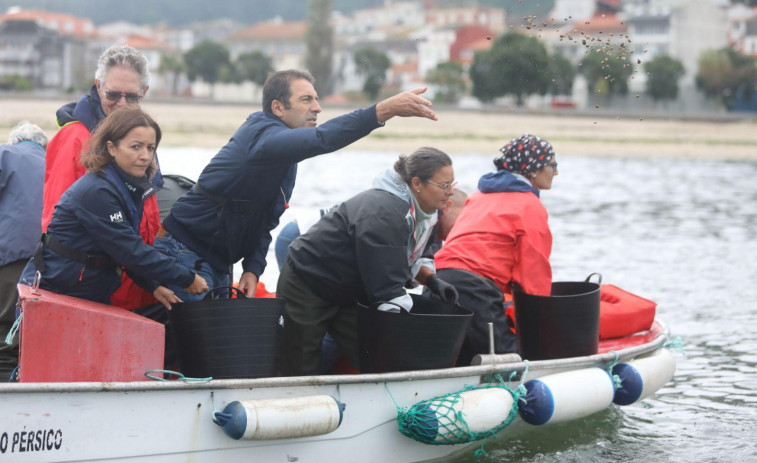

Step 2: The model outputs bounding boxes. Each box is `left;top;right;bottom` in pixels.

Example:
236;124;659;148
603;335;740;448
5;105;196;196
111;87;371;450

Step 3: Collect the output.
549;0;598;25
623;0;729;88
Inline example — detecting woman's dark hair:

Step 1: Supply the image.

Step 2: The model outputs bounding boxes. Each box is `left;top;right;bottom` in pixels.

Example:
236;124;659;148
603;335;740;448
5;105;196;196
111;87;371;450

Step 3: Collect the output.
393;147;452;185
262;69;315;114
83;107;161;179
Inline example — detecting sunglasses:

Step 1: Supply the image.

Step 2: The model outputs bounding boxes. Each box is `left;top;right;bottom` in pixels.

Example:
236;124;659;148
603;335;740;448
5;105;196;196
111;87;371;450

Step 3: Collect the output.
102;89;143;104
424;179;458;191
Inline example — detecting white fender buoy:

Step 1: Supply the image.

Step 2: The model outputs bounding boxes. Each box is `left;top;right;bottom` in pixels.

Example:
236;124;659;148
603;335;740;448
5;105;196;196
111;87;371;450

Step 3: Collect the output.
401;387;514;443
214;395;345;440
613;349;676;405
519;368;615;426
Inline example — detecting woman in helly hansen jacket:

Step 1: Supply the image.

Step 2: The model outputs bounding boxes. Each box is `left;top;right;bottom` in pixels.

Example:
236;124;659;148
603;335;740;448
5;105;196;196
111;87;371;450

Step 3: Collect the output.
20;107;208;309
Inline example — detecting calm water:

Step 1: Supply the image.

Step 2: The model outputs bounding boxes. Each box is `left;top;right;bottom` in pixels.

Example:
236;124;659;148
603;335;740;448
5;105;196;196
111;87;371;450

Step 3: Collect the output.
159;148;757;463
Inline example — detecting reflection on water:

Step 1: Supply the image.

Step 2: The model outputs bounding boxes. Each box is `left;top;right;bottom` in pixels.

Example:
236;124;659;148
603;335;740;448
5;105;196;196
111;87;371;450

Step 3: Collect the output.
159;148;757;463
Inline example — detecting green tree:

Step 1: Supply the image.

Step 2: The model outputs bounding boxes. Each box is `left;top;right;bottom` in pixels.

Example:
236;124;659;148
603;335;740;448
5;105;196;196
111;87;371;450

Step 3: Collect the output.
470;50;498;103
426;61;466;103
548;53;574;96
306;0;334;96
353;47;390;100
579;46;633;98
158;53;186;95
645;55;685;102
696;47;757;110
235;51;274;85
217;64;241;84
183;40;230;84
470;32;551;106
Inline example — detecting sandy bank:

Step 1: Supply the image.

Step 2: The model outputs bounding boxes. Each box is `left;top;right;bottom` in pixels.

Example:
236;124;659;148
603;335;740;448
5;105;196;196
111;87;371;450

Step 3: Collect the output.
1;98;755;160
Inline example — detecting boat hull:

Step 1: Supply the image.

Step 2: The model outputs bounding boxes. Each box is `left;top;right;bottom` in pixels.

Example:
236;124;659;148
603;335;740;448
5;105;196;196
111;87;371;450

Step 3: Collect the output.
0;322;672;463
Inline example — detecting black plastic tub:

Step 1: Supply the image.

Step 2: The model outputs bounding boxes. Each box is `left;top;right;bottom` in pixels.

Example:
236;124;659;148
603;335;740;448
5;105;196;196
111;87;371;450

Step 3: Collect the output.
513;281;600;361
169;287;284;379
357;294;473;373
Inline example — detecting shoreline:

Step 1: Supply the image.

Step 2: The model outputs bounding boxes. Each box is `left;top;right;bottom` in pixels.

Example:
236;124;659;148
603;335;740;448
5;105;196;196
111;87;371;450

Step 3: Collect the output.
2;98;755;160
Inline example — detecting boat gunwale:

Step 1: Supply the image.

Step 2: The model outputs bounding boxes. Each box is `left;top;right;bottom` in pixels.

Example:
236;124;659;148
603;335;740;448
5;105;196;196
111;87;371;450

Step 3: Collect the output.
0;320;670;394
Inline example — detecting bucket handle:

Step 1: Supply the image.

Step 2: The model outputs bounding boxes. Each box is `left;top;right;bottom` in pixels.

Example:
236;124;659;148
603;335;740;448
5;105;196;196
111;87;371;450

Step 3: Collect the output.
203;286;247;300
585;273;603;284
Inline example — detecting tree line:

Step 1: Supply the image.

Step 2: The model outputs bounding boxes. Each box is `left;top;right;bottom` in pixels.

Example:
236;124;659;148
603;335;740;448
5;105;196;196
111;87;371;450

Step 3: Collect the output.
163;30;756;111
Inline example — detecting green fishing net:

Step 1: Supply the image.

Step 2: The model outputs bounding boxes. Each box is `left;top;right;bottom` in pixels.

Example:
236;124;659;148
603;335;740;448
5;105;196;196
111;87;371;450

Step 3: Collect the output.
396;383;524;445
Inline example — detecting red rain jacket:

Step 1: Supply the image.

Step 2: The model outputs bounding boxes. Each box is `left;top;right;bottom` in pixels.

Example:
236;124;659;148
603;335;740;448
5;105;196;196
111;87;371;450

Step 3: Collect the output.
434;189;552;296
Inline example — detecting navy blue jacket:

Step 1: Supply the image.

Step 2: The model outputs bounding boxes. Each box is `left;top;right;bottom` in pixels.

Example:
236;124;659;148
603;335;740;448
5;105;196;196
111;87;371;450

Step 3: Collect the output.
0;141;45;266
20;164;195;304
55;85;105;133
163;106;383;277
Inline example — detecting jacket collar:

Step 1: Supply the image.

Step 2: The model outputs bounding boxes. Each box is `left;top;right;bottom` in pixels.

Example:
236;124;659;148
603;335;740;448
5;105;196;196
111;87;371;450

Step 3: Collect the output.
55;85;106;133
478;170;540;197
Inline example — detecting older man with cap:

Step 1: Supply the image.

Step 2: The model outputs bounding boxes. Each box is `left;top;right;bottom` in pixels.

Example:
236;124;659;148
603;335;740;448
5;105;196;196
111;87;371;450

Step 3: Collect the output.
0;122;47;379
431;134;559;365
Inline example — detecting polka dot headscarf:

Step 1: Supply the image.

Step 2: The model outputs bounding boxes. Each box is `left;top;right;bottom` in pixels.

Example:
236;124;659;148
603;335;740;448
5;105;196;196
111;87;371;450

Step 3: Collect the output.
494;134;555;175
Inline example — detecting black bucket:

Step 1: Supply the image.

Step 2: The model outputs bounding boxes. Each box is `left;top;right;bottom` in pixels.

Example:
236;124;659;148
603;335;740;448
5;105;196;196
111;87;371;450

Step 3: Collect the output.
513;275;601;361
169;287;284;379
357;294;473;373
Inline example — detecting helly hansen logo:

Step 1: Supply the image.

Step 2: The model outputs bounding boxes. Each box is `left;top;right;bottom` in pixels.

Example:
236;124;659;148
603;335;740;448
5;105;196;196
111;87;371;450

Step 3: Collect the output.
110;211;124;222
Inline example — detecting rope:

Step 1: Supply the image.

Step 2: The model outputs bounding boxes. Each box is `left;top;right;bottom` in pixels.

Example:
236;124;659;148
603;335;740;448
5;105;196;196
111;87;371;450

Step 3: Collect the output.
210;391;230;426
144;369;213;382
8;364;19;382
605;351;623;390
663;335;686;355
384;382;402;411
4;313;22;345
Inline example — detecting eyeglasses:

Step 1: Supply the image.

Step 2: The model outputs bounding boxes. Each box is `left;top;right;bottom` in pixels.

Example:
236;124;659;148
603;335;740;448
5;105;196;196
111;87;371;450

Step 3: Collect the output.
102;89;143;104
548;162;558;172
424;179;458;191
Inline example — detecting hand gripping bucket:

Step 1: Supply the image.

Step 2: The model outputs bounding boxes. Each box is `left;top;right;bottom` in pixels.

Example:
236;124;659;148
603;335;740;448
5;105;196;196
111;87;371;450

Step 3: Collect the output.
357;294;473;373
513;274;601;361
169;287;284;379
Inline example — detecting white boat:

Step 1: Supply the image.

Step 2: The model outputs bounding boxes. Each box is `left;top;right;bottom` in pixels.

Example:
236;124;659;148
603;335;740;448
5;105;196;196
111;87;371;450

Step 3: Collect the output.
0;285;677;463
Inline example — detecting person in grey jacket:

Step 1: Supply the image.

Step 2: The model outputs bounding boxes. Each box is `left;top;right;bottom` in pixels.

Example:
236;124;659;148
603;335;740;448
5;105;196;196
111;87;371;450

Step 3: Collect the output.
0;122;47;379
277;147;459;376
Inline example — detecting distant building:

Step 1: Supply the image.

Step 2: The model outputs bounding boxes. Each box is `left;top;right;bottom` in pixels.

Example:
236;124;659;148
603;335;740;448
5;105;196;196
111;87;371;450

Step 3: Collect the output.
623;0;729;88
547;12;628;65
0;9;94;91
728;3;757;58
0;8;95;36
450;25;496;68
96;22;169;77
425;5;505;34
227;19;306;70
550;0;598;25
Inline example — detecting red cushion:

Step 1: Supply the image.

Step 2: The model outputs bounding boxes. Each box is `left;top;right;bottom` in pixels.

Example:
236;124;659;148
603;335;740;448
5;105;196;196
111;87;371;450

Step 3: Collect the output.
599;284;656;339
